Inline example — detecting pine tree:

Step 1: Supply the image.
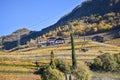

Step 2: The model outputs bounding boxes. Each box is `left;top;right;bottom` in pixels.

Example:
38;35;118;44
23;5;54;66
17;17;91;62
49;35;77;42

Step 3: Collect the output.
50;50;56;69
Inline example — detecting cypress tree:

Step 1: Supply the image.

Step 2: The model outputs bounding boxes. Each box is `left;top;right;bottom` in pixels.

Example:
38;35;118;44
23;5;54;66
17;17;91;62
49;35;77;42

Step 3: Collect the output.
70;27;77;69
50;50;56;69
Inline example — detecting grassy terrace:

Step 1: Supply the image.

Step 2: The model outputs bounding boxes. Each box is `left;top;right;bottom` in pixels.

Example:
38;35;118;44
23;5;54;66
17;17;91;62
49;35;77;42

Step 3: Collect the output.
92;72;120;79
0;74;41;80
0;40;120;80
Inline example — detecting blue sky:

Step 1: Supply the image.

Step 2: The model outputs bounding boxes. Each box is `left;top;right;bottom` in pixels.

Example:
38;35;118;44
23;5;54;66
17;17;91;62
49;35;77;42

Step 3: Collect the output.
0;0;84;36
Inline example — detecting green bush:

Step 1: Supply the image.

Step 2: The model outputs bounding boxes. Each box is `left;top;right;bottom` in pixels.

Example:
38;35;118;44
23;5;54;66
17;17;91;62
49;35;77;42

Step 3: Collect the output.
99;53;118;71
72;61;91;80
114;53;120;64
92;58;102;71
114;53;120;71
41;67;64;80
55;59;71;74
92;53;119;72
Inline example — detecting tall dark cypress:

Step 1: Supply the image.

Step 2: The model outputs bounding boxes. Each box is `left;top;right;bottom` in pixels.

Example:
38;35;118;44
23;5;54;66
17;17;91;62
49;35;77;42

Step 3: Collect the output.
70;28;77;69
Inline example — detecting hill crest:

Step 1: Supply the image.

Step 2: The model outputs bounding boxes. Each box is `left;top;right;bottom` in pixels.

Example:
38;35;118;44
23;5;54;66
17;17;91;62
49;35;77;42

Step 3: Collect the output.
1;0;120;50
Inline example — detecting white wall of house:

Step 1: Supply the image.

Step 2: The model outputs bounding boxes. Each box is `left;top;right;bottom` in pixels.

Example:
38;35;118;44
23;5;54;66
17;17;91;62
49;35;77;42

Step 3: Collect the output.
55;40;64;44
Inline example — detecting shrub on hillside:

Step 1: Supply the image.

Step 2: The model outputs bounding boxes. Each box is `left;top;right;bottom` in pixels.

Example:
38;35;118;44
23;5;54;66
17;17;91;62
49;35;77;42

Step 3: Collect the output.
55;59;71;74
72;61;91;80
114;53;120;64
99;53;118;71
41;67;64;80
114;53;120;71
91;53;119;72
91;58;102;71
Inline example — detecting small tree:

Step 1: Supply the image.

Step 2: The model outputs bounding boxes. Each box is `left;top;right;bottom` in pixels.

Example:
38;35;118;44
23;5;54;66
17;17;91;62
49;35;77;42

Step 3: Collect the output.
55;59;71;74
50;51;56;69
42;67;64;80
91;53;119;72
99;53;118;71
72;61;91;80
41;51;65;80
114;53;120;64
92;58;103;71
114;53;120;71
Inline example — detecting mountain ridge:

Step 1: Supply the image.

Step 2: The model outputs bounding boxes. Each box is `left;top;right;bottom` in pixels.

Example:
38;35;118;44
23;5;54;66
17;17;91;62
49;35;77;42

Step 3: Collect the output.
1;0;120;50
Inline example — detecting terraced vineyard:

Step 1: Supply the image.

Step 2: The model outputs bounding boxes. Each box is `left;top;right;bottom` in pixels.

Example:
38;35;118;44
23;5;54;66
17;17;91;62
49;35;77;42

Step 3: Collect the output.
0;40;120;80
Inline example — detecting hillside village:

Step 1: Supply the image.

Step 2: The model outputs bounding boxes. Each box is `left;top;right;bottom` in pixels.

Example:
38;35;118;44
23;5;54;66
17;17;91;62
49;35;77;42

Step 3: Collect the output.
28;37;65;47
